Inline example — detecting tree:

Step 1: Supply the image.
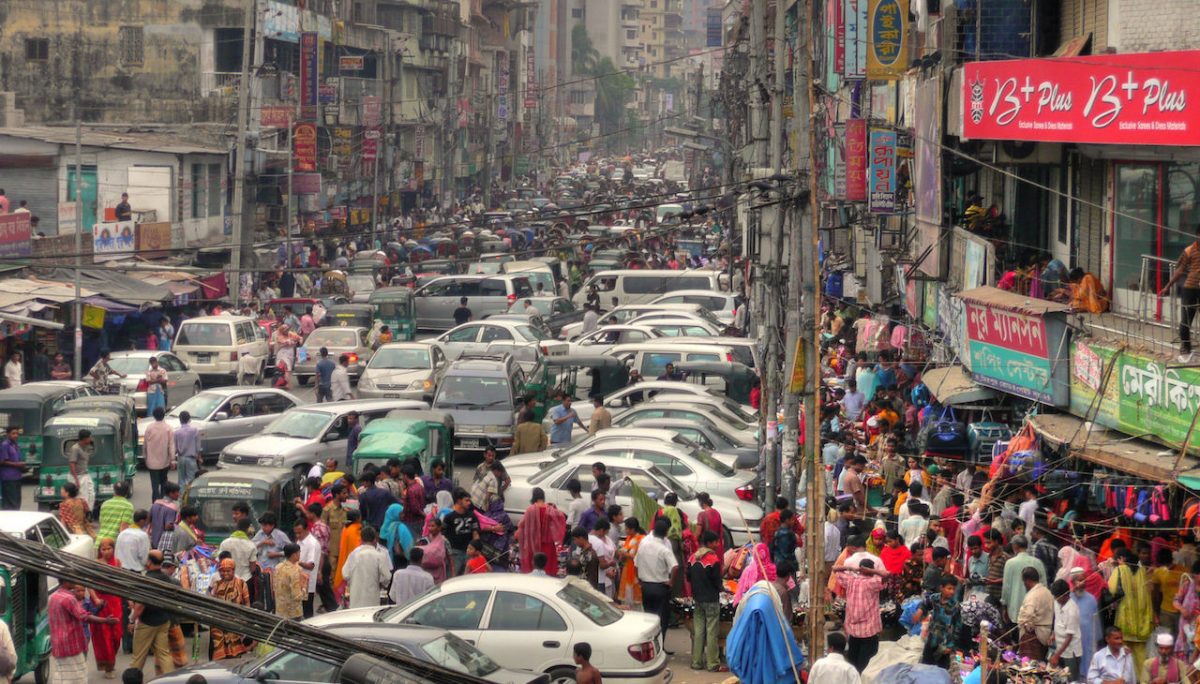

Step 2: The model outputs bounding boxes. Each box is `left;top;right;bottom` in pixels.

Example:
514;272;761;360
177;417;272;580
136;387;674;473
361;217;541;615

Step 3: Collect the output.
571;25;598;76
593;56;635;138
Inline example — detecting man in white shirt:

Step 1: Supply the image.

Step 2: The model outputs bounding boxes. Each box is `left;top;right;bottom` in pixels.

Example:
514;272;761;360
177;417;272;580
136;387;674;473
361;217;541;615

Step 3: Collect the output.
341;527;391;609
2;352;21;388
1087;626;1136;684
389;548;434;606
580;305;599;335
635;518;679;648
588;522;617;598
115;509;151;572
1018;486;1039;536
807;633;861;684
294;520;322;618
1050;579;1081;680
331;354;353;401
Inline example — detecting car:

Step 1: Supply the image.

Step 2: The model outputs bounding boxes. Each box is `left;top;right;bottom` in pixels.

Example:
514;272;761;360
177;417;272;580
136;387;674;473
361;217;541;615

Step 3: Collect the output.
503;455;762;546
153;623;547;684
572;380;747;426
432;353;525;454
633;392;759;425
627;314;722;337
559;304;722;340
357;342;448;400
655;335;762;369
621;418;759;469
485;312;553;339
140;387;303;462
566;325;662;354
612;401;757;448
503;428;757;501
434;321;550;362
0;511;93;562
293;326;374;385
104;350;202;414
649;290;738;326
308;575;670;684
219;398;427;472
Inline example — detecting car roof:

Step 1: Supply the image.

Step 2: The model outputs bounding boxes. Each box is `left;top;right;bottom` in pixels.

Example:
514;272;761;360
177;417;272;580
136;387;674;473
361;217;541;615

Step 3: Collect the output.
190;466;296;486
607;341;734;354
291;398;428;414
0;511;58;532
193;386;296;399
179;315;254;324
552;453;660;470
445;356;517;374
46;411;120;428
651;290;734;301
308;325;370;334
628;400;733;414
587;269;716;278
580;427;691;445
609;380;710;393
376;341;436;351
614;303;706;313
319;622;448;644
433;573;571;594
108;350;174;358
0;383;80;400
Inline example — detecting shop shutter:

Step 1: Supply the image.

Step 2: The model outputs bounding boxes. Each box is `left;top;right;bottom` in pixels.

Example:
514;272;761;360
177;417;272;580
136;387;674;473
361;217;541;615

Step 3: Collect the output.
1075;155;1106;276
0;167;58;234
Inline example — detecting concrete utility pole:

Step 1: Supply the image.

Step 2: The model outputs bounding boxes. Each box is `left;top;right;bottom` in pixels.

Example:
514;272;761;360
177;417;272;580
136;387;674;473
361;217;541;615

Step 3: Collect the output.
747;0;768;168
72;109;83;381
230;0;256;309
483;91;495;208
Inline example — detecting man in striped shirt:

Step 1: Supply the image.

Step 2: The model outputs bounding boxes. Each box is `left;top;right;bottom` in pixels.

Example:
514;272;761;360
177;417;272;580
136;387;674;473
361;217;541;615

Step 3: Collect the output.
1159;224;1200;359
97;480;134;541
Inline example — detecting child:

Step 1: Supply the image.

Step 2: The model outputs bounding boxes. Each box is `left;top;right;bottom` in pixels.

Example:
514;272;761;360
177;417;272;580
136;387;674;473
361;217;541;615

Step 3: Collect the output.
465;539;491;574
531;552;549;577
574;642;601;684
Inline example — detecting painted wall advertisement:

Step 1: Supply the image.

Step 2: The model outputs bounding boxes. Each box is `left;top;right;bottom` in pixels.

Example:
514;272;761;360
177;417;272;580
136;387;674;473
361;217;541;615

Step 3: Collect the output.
868;128;896;212
1070;340;1200;453
293;123;318;172
300;32;319;121
865;0;908;80
961;290;1069;405
963;51;1200;146
93;221;136;263
922;280;938;331
0;213;32;258
845;119;867;201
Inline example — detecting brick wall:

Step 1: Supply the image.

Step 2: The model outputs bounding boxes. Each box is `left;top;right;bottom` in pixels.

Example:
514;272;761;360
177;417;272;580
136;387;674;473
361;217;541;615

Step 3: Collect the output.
1113;0;1200;52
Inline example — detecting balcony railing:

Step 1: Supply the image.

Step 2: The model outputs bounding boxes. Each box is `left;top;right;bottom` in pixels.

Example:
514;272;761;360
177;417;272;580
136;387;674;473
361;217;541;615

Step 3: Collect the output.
202;72;241;94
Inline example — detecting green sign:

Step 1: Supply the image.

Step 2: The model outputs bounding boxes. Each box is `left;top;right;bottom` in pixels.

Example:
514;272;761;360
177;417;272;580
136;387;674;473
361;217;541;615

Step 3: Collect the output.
1070;340;1200;453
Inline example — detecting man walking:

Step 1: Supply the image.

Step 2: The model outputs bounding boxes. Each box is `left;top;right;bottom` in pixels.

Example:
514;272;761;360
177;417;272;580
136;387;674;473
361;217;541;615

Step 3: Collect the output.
129;551;174;675
48;581;118;683
142;407;175;502
549;396;585;446
389;548;435;606
295;520;322;617
173;412;200;489
635;519;678;648
332;354;353;401
98;481;135;541
453;297;472;326
687;530;725;672
833;558;887;672
1159;224;1200;360
315;347;336;403
0;426;25;510
341;526;391;609
115;510;151;573
588;397;611;435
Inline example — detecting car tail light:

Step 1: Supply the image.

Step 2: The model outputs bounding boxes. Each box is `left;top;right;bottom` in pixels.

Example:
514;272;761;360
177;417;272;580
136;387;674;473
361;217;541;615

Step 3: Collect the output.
347;353;360;364
735;484;755;501
507;294;517;304
627;641;656;662
230;351;240;361
725;352;733;362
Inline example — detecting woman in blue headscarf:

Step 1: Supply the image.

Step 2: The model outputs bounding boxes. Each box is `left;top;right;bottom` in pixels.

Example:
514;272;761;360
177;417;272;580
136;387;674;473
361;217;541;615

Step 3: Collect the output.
379;503;413;566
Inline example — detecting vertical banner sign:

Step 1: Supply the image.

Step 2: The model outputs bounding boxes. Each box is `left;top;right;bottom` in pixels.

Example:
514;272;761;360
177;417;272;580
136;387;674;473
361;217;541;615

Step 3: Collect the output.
362;128;380;162
293;123;318;172
300;32;319;121
498;64;510;121
868;128;897;212
362;96;381;127
866;0;908;80
414;125;426;161
843;0;861;79
834;0;845;75
525;51;537;109
845;119;868;201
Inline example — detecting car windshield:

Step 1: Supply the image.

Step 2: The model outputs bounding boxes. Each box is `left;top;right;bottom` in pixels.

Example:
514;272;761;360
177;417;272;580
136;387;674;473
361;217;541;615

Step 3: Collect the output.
105;357;155;374
720;398;757;422
469;262;503;274
706;403;752;429
370;347;431;370
347;276;375;291
420;634;500;677
176;323;231;346
433;375;513;409
668;436;735;476
170;392;226;420
306;329;359;347
260;410;330;440
516;325;549;341
558;583;623;625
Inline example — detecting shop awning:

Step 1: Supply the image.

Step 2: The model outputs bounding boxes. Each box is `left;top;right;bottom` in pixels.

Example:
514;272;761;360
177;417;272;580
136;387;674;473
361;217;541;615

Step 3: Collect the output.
921;365;997;406
0;312;63;330
1028;413;1200;484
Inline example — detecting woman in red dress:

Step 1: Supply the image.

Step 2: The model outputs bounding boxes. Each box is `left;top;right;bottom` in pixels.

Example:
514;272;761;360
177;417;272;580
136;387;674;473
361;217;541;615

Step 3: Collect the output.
92;538;123;679
516;487;567;576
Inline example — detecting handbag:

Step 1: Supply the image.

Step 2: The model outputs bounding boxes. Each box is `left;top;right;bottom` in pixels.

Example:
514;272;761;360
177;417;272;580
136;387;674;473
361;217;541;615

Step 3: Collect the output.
925;407;970;457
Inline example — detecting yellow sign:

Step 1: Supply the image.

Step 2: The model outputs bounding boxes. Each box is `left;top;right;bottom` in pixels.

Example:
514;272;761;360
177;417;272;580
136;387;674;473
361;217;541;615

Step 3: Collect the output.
788;339;806;394
865;0;909;81
81;304;105;330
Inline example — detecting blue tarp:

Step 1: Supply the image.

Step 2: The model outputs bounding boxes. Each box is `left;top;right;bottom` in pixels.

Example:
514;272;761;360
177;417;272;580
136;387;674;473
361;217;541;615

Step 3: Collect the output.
725;583;805;684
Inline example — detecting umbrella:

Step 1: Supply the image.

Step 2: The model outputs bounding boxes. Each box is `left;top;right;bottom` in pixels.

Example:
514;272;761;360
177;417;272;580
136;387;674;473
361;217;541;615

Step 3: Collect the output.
725;582;804;684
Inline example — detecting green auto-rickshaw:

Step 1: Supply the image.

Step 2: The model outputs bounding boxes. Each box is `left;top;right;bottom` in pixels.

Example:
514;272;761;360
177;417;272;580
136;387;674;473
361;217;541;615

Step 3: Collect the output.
0;564;49;684
523;354;630;422
181;467;301;545
352;410;455;478
0;382;95;477
368;287;417;341
36;410;136;509
60;394;139;467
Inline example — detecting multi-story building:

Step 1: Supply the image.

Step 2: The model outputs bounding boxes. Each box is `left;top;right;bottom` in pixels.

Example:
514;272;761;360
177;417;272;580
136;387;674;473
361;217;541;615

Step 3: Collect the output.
641;0;683;78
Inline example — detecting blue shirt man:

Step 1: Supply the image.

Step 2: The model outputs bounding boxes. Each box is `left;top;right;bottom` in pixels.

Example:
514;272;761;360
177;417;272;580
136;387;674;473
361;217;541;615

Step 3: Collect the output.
548;397;585;445
315;349;337;402
0;427;24;510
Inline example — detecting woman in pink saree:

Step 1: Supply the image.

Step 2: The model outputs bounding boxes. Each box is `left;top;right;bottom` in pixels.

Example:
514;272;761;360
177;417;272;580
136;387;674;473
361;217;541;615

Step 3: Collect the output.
417;517;450;583
516;487;567;575
733;543;777;604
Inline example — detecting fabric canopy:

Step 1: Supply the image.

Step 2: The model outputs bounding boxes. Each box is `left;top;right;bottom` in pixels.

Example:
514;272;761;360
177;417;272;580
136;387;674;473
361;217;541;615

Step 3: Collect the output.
921;365;997;406
44;268;171;304
725;582;805;684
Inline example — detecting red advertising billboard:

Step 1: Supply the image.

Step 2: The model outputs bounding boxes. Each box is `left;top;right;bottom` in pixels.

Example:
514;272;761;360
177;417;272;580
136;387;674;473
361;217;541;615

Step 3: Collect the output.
0;213;32;258
293;123;317;172
299;32;319;121
963;51;1200;146
845;119;867;202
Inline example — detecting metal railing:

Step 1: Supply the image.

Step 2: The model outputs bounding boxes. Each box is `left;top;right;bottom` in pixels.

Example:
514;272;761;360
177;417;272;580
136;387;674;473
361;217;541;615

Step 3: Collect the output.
1136;254;1180;328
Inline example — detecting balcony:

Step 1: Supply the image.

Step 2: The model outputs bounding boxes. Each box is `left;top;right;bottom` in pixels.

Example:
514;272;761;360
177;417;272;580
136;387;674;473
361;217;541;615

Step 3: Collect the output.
201;72;241;94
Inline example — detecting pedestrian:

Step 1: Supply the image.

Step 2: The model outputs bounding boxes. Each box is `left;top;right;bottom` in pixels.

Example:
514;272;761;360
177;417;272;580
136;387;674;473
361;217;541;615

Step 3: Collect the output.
1047;578;1082;679
341;526;391;609
688;529;725;672
587;397;611;434
443;489;481;576
148;483;181;548
50;352;72;380
1001;535;1046;623
92;539;124;678
357;472;399;531
142;407;175;502
1110;547;1154;671
129;551;174;675
315;347;336;403
1016;566;1055;661
548;395;585;446
399;465;426;540
115;193;132;221
252;512;289;573
1159;224;1200;360
272;324;301;377
272;543;305;620
115;510;151;573
29;344;49;382
157;318;175;352
390;547;435;606
333;510;363;594
833;558;887;672
416;517;449;584
1145;632;1189;684
49;581;119;683
636;518;677;646
1087;626;1136;684
345;411;363;461
144;357;168;416
332;353;353;400
574;642;601;684
453;297;472;326
3;352;21;388
63;427;97;511
511;410;548;454
579;490;608;533
0;427;21;511
516;487;566;575
808;633;860;684
217;518;257;581
208;559;251;660
294;520;321;617
173;412;200;489
98;481;134;541
420;460;453;505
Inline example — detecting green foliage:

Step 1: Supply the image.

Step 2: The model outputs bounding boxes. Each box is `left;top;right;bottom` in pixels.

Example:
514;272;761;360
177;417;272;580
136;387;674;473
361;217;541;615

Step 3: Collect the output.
593;56;635;137
571;25;598;76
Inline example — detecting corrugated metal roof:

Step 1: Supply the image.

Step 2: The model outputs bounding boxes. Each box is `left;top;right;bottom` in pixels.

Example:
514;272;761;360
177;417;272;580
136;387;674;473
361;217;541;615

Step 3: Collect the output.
1029;413;1193;482
957;286;1074;315
0;126;226;156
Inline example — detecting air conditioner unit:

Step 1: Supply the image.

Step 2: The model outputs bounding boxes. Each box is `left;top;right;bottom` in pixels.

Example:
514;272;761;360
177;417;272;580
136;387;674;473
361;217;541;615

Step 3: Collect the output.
993;141;1063;165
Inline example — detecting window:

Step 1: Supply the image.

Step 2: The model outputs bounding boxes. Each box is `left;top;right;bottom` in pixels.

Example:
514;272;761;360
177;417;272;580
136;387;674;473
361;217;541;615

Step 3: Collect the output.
257;651;340;683
38;521;68;549
25;38;48;61
627;30;637;39
571;8;583;17
207;163;222;217
445;326;479;343
678;428;713;449
405;590;491;630
624;276;664;294
487;592;567;631
608;467;665;498
556;584;623;626
177;323;233;346
480;326;513;343
159;355;185;372
191;164;204;218
641;352;681;377
253;392;294;415
1113;162;1200;291
478;279;507;297
119;26;144;66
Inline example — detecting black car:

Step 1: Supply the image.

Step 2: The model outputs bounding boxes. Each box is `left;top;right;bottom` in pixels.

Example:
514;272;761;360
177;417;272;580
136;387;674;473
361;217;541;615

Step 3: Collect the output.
152;623;548;684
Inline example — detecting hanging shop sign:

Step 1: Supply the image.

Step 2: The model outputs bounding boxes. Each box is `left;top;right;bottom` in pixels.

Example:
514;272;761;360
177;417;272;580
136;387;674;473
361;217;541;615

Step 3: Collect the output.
0;213;32;258
868;128;896;213
318;84;337;104
93;221;136;263
833;0;844;77
959;286;1070;405
843;0;866;80
300;32;319;121
937;286;968;368
1070;340;1200;454
866;0;908;80
362;128;380;162
526;51;538;109
362;96;382;127
339;56;364;71
845;119;867;202
260;106;291;128
293;123;318;172
135;221;172;259
963;51;1200;146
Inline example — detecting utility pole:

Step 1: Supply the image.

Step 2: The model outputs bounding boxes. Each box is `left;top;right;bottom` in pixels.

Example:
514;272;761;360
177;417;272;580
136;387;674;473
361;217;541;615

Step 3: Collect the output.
230;0;255;310
72;109;83;381
483;91;495;208
370;40;386;247
747;0;768;168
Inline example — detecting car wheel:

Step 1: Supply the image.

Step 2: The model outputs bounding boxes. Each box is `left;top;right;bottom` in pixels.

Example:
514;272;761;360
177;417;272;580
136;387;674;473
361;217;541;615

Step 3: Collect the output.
546;666;577;684
34;657;48;684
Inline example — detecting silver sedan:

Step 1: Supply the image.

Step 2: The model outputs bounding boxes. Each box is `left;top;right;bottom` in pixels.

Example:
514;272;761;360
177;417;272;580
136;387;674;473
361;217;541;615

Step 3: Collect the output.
293;326;374;385
106;351;202;415
356;342;448;400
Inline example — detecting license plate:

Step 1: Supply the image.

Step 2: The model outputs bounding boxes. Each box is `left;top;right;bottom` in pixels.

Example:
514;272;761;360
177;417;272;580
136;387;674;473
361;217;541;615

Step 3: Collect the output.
195;353;213;361
384;393;403;399
460;439;480;449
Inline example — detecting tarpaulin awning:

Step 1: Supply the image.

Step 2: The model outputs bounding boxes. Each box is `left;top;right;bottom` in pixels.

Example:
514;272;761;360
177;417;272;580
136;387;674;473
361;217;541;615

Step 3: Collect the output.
43;269;171;305
81;296;140;314
957;286;1073;315
921;365;997;406
1028;413;1200;484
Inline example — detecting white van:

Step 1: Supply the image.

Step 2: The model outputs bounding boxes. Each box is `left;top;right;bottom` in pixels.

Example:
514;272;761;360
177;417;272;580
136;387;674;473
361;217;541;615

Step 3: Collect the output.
500;261;556;295
173;316;270;384
573;269;723;307
604;341;741;386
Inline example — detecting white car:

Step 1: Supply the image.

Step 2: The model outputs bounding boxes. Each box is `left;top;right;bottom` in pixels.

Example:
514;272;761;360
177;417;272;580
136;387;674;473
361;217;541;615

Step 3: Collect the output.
627;314;722;337
434;320;550;361
308;575;671;684
567;325;662;353
105;350;202;415
573;380;745;425
560;303;722;340
613;400;757;448
649;290;738;326
0;512;93;564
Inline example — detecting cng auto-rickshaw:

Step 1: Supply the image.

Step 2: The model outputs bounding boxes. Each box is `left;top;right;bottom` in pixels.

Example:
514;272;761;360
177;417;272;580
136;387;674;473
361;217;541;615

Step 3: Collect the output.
60;394;139;465
37;410;136;509
0;564;49;684
320;303;377;330
368;287;417;341
351;410;455;478
0;383;94;477
182;467;300;545
524;354;630;422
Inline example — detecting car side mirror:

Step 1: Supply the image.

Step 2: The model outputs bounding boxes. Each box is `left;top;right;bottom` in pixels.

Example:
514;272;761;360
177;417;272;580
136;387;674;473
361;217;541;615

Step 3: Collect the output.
213;412;228;422
321;432;339;443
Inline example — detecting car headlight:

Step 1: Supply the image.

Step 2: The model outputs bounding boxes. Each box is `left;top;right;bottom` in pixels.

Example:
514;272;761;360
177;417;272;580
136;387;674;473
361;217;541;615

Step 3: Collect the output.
409;379;433;391
358;376;375;390
270;456;286;467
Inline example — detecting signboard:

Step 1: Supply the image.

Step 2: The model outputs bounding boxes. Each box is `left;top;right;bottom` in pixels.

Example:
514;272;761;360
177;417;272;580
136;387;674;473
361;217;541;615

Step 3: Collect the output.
299;32;319;121
81;304;105;330
57;202;78;233
1070;341;1200;454
318;84;336;104
787;339;806;394
339;55;364;71
414;125;426;161
843;0;863;79
362;128;380;162
914;74;943;275
963;51;1200;146
845;119;867;202
868;128;896;213
866;0;908;80
293;123;318;172
936;287;968;368
834;0;845;76
362;95;381;127
260;106;291;128
526;51;538;109
922;280;938;330
293;173;322;194
93;221;136;263
135;221;172;259
831;123;847;199
904;274;920;319
961;293;1069;404
0;214;32;258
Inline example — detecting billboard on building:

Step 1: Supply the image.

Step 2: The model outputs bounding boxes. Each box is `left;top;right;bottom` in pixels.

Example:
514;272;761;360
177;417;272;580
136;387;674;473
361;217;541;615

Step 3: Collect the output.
960;287;1070;405
868;128;896;213
0;214;32;258
135;222;172;259
914;74;942;275
865;0;908;80
93;221;136;263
